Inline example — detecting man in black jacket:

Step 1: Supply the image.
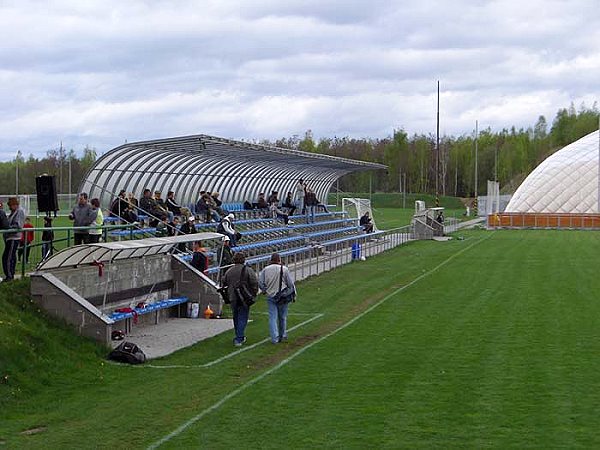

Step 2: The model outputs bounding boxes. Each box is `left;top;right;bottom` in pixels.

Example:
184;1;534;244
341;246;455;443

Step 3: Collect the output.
222;252;258;347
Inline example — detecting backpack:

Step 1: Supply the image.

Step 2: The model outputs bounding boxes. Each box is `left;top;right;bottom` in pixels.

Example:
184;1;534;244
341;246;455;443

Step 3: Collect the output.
108;341;147;365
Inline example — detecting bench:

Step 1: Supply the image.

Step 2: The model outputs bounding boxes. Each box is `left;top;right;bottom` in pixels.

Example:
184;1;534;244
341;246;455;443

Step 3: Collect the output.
107;296;189;330
287;218;356;232
233;235;306;254
304;226;362;240
108;227;158;237
245;246;313;265
321;230;387;248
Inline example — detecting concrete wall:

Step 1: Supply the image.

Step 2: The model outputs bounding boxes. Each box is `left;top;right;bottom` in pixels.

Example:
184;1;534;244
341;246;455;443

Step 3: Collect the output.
172;258;222;315
51;254;173;309
30;253;223;344
30;274;112;344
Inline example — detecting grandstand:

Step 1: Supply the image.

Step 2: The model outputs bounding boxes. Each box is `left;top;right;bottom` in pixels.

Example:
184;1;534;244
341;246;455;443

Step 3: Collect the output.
26;134;413;346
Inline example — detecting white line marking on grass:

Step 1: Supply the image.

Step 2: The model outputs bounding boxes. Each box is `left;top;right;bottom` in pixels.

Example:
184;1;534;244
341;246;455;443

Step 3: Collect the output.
147;235;491;449
145;313;324;370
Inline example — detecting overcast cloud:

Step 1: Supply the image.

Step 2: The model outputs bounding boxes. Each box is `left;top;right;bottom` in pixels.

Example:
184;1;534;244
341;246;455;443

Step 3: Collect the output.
0;0;598;160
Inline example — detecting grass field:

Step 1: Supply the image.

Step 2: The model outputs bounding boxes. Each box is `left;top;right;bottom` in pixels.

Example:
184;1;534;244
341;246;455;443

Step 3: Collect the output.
3;229;600;448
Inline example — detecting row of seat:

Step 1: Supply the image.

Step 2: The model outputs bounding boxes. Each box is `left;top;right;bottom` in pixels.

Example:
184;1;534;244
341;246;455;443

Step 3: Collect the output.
107;296;189;322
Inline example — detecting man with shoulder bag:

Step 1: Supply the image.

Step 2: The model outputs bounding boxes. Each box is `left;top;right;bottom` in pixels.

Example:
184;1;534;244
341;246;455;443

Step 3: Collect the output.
259;253;296;344
222;252;258;347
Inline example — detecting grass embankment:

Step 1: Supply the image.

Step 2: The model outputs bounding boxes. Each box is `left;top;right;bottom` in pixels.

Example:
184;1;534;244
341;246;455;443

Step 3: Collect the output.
3;230;600;448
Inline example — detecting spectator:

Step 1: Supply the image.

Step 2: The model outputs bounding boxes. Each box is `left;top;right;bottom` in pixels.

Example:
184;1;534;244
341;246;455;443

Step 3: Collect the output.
205;193;222;222
110;191;138;223
124;192;140;223
196;193;219;222
69;192;97;245
269;203;293;225
167;216;181;237
315;195;330;213
211;192;227;216
178;216;197;252
256;193;268;209
154;191;173;221
282;192;296;216
18;217;34;264
0;201;9;231
195;193;209;220
127;192;138;209
190;241;209;273
304;188;317;223
180;216;197;235
436;211;445;224
155;217;169;237
267;191;279;205
166;191;191;218
218;236;234;280
0;201;9;282
110;190;129;218
360;211;374;233
295;179;306;214
217;213;239;246
41;216;54;260
259;253;296;344
222;252;258;347
2;197;25;282
88;198;104;243
139;189;167;223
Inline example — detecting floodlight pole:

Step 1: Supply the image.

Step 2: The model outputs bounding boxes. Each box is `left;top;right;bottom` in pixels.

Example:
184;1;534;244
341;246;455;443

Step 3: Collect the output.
69;150;72;200
474;120;479;215
475;120;479;198
15;150;21;195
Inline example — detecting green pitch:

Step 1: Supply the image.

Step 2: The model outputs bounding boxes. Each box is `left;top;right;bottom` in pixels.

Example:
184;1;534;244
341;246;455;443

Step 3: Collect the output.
2;229;600;448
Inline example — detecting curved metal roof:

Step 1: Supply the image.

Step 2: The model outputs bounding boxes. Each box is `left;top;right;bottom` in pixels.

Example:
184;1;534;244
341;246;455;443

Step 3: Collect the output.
80;134;386;208
36;233;224;270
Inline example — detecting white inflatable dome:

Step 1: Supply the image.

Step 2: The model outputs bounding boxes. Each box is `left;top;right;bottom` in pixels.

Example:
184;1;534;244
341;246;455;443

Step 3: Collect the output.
506;130;600;213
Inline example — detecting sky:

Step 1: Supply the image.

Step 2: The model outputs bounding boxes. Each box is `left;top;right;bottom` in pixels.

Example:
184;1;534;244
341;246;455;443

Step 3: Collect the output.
0;0;599;160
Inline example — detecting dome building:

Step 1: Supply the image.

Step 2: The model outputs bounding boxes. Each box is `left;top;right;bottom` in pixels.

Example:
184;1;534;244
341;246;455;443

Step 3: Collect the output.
506;130;600;213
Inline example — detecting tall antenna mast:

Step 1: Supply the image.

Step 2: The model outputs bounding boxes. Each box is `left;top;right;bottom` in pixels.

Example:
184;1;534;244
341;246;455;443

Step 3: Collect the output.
436;80;440;207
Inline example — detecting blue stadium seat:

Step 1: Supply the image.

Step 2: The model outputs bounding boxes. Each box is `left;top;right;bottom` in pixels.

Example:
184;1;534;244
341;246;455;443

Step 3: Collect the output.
107;296;189;322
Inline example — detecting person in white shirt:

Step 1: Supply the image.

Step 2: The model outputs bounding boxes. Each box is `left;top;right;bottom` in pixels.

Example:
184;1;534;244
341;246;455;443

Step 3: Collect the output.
259;253;296;344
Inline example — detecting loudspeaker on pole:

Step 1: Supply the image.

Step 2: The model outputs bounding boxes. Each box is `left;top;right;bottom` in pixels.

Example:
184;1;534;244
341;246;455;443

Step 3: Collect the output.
36;175;59;213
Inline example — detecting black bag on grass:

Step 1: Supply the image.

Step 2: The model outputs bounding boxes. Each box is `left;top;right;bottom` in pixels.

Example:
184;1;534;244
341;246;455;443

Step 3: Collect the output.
108;341;146;365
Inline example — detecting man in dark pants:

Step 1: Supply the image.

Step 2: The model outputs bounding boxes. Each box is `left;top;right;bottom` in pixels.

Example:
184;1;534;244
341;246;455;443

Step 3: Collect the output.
2;197;25;282
222;252;258;347
69;193;97;245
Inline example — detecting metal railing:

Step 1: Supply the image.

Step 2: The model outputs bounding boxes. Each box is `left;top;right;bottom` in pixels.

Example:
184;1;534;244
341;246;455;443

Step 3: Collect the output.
202;225;414;286
0;223;139;277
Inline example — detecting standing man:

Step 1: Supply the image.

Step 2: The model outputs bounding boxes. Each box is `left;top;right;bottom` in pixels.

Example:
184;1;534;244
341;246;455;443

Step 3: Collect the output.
2;197;25;282
259;253;296;344
222;252;258;347
304;188;317;223
69;192;97;245
294;179;305;214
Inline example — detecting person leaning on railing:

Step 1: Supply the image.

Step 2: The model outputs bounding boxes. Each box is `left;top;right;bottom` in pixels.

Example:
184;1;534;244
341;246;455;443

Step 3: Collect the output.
1;197;25;283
